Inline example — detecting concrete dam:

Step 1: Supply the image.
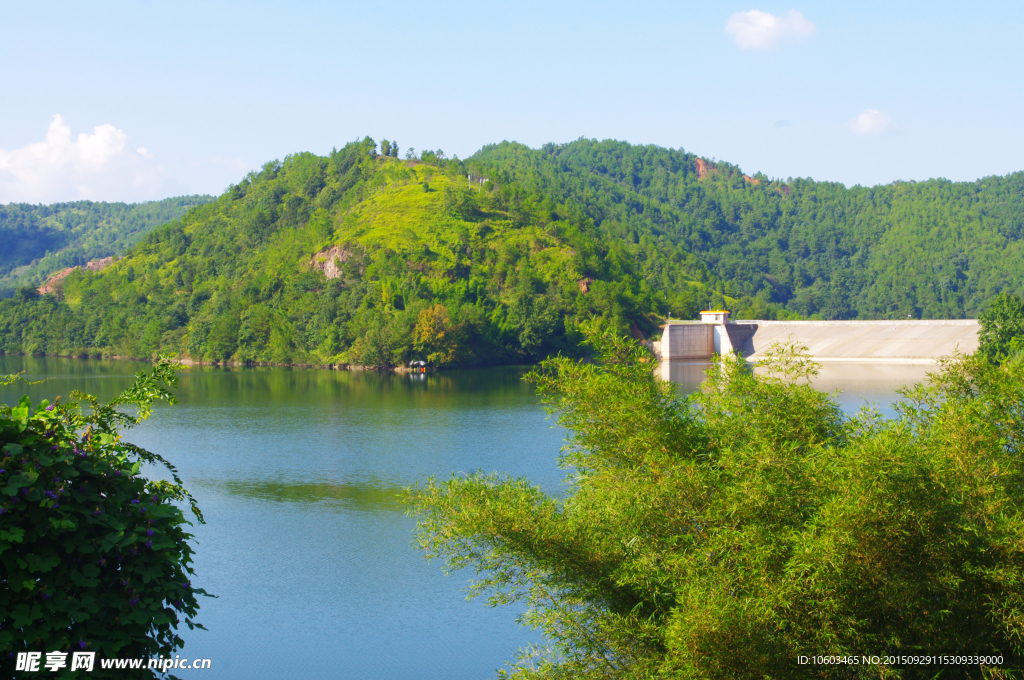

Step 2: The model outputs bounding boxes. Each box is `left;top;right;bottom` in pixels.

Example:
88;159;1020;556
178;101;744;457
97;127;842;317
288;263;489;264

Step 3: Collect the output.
656;311;980;363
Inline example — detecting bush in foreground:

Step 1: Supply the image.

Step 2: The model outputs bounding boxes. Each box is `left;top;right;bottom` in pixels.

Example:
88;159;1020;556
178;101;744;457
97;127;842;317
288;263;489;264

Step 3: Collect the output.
409;329;1024;679
980;292;1024;365
0;359;206;677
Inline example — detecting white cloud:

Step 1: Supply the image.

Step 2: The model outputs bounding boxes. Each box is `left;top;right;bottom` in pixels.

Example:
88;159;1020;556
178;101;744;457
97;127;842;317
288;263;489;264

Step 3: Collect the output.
0;115;183;204
726;9;816;49
846;109;895;136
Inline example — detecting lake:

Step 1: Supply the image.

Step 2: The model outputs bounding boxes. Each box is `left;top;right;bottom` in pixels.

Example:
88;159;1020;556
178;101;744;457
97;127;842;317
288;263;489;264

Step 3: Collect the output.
0;356;932;679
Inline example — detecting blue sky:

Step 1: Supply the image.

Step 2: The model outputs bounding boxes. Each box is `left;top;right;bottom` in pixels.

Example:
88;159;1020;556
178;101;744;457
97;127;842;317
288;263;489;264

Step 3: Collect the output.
1;1;1021;202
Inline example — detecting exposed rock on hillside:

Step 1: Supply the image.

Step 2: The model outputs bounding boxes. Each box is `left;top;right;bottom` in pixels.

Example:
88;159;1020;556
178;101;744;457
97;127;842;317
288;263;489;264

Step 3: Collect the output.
309;245;350;280
38;268;76;295
696;158;716;180
85;256;115;271
38;257;117;294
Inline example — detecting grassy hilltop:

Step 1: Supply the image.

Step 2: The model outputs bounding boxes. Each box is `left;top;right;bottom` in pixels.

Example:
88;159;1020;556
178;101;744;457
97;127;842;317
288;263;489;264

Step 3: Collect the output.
0;140;712;366
2;136;1023;367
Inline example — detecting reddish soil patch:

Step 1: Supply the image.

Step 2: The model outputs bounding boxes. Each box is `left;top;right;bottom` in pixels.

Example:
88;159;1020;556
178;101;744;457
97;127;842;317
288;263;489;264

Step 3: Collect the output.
38;257;118;294
695;158;715;180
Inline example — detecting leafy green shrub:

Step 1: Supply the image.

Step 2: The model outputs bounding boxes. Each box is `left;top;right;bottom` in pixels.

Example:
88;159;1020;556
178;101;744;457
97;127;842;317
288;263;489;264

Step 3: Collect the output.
350;313;401;369
0;359;207;676
979;291;1024;364
409;329;1024;679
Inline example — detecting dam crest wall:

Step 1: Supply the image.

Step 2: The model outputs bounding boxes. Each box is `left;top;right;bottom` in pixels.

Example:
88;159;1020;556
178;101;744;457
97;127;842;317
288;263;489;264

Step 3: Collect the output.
656;319;980;363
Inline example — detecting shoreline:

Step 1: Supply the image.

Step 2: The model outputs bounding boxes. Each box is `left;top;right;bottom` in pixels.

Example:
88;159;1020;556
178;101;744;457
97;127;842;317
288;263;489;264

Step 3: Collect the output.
0;350;417;372
0;350;533;373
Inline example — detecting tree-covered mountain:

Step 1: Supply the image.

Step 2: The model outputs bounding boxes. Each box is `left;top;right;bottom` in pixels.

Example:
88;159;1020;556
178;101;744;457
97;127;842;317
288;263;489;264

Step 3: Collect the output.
474;139;1024;320
0;196;215;297
0;137;1021;367
0;140;716;366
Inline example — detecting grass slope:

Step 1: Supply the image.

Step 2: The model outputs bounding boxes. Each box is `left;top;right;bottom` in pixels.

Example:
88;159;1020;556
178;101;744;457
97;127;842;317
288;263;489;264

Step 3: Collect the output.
0;144;685;366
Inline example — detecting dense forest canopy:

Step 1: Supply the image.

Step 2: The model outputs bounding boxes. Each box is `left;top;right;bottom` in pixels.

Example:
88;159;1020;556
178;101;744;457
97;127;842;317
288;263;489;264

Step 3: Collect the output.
473;139;1024;320
0;137;1021;366
0;196;215;297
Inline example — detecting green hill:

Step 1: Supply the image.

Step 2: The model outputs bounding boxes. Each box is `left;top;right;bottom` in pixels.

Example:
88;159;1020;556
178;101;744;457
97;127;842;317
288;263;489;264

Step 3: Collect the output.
1;137;1022;367
0;140;703;366
0;196;216;297
473;140;1024;319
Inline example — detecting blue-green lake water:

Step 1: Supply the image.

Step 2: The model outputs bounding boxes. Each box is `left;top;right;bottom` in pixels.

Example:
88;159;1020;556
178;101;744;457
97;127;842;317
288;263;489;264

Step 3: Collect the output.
0;356;931;679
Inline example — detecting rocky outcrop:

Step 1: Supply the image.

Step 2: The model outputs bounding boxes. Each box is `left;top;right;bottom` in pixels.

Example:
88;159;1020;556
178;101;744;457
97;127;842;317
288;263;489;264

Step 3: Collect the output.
38;268;77;295
309;245;350;280
38;257;118;294
695;158;715;180
85;256;116;271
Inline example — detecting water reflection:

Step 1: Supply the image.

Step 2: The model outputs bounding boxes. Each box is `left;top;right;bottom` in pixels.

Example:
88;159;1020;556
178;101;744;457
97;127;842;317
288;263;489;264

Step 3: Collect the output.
205;478;406;513
659;361;712;389
0;356;538;410
809;362;932;417
658;360;933;418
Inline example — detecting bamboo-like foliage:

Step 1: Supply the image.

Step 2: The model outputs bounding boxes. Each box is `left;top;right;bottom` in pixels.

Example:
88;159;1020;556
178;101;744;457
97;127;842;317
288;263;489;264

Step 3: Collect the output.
408;326;1024;679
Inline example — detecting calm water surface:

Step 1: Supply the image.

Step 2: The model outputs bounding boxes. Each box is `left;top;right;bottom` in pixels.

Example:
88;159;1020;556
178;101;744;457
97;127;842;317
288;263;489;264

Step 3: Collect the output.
0;356;932;679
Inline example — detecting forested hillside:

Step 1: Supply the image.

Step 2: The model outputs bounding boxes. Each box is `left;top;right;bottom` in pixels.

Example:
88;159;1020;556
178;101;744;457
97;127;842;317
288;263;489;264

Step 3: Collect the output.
0;137;1021;367
0;140;716;366
474;140;1024;319
0;196;215;297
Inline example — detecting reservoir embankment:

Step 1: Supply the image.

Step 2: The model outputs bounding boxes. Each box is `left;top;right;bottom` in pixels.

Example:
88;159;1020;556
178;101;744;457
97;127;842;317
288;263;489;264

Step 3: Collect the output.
657;313;979;364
